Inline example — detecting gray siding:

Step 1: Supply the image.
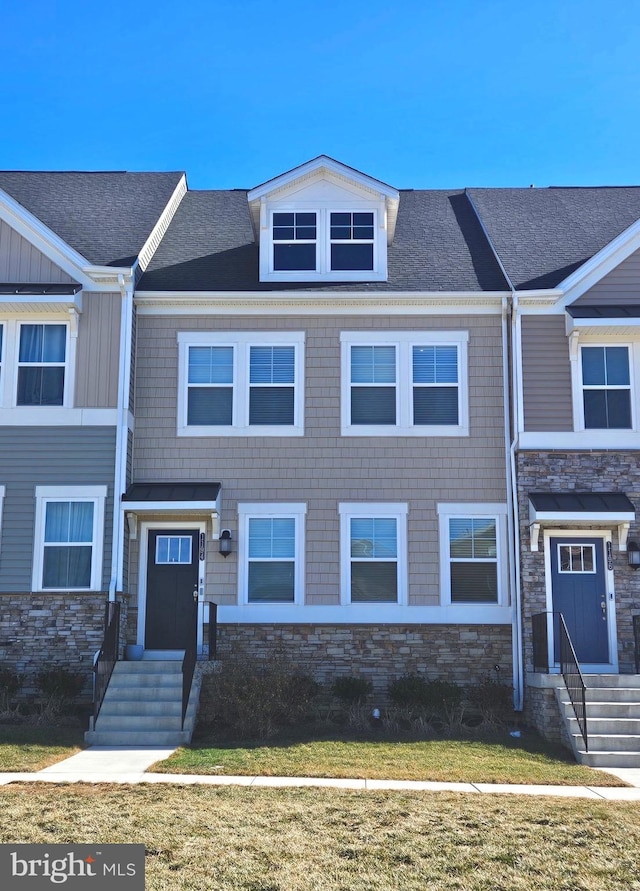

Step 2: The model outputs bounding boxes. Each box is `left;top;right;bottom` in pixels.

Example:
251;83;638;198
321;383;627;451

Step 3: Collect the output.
0;219;74;283
131;313;508;607
75;292;121;408
575;248;640;304
0;427;116;592
521;315;572;432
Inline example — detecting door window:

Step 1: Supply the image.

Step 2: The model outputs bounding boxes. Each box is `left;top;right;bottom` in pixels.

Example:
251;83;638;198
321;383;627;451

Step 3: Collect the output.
155;535;193;564
558;543;595;574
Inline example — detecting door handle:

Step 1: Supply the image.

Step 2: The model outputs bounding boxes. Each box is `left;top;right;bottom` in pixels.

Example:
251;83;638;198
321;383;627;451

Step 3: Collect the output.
601;600;607;621
192;586;199;603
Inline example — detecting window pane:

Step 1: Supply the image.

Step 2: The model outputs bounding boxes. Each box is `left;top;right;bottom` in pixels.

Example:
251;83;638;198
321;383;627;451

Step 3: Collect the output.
248;517;295;559
351;346;395;383
451;563;498;603
351;562;397;602
45;502;93;543
187;388;233;425
413;346;458;383
583;390;607;429
188;347;233;384
353;212;374;227
248;562;294;602
584;390;631;429
19;324;65;362
450;518;496;558
17;367;65;406
351;518;397;558
274;243;316;271
351;387;396;424
413;388;458;425
331;243;374;271
43;545;92;588
250;347;295;384
330;212;350;227
273;213;294;227
582;347;606;386
249;387;294;424
605;347;630;385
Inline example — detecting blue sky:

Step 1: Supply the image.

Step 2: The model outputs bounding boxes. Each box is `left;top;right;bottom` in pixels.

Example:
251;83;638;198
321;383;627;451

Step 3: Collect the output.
1;0;639;189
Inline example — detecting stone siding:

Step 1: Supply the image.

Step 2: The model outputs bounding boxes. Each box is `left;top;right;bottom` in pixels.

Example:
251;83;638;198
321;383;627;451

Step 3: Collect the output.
523;683;571;749
214;623;513;697
518;451;640;674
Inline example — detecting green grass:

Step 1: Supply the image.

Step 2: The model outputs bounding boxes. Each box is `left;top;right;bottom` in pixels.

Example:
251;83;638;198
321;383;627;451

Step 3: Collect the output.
151;729;624;786
0;724;84;771
1;784;638;890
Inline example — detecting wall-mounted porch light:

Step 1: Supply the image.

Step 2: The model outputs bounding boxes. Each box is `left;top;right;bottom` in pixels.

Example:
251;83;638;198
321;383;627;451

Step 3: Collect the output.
628;541;640;568
219;529;233;558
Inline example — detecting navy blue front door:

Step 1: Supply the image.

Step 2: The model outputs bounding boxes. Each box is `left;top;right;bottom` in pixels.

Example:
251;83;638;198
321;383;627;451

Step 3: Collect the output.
550;537;609;664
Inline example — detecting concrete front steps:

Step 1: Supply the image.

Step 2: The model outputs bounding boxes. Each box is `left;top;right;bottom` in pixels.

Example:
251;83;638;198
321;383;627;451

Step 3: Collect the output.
85;660;200;747
557;674;640;768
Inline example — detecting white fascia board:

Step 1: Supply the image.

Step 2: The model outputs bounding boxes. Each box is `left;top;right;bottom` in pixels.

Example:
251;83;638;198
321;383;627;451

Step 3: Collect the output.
122;500;220;515
0;188;95;287
136;175;187;272
519;430;640;450
529;507;635;526
555;217;640;308
216;603;513;625
565;317;640;335
248;156;399;203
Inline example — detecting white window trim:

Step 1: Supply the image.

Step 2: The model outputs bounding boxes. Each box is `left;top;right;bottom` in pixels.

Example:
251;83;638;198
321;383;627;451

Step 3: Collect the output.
572;336;637;433
0;318;76;410
261;202;388;283
238;502;307;606
177;331;305;437
32;485;107;592
437;503;508;608
339;502;408;606
340;330;469;436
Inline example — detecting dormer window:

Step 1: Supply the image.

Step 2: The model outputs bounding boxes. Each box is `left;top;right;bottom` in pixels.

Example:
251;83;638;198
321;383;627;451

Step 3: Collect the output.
248;156;400;285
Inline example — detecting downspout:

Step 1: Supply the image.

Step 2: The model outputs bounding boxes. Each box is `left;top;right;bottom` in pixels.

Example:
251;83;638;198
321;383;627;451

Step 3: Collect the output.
509;293;524;711
108;272;135;601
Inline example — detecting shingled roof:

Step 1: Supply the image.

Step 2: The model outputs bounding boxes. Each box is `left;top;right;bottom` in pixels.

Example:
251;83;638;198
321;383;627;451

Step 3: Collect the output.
138;188;509;292
0;171;184;267
468;186;640;290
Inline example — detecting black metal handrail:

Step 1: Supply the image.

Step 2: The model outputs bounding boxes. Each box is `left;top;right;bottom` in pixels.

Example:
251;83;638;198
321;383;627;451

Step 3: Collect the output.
181;600;198;730
531;611;588;752
93;601;121;725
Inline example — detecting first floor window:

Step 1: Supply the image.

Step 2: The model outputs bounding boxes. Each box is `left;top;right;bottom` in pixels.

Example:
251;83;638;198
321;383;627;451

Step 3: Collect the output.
438;504;506;606
340;503;407;604
17;323;66;406
239;503;306;604
34;486;106;591
581;345;632;429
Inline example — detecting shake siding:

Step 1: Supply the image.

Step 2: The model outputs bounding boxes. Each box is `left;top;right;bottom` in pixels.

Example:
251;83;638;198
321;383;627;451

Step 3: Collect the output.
75;293;120;408
132;313;507;608
574;248;640;303
0;428;116;592
0;219;74;283
521;315;572;432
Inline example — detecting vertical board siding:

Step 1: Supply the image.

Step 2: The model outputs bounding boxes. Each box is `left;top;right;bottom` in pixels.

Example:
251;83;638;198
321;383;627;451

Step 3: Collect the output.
0;427;116;592
521;315;573;432
131;313;508;608
0;219;74;283
75;293;120;408
575;248;640;304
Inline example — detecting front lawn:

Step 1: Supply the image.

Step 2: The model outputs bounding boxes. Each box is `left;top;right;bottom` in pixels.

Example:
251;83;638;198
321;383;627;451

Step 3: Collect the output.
1;784;638;890
0;724;85;771
151;729;623;786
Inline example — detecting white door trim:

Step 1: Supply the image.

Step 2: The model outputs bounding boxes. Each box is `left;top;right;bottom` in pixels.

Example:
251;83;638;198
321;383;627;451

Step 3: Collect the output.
137;519;207;656
543;528;618;673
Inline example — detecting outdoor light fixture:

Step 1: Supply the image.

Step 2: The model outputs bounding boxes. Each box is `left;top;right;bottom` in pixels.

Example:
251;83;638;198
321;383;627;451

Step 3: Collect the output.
219;529;232;557
628;541;640;568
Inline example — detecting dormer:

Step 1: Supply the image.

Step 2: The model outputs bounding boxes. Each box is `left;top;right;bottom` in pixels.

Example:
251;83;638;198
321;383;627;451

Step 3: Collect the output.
247;156;400;284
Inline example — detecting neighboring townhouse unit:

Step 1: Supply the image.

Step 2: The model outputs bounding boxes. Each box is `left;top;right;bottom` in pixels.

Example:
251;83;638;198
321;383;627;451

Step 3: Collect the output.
3;158;640;759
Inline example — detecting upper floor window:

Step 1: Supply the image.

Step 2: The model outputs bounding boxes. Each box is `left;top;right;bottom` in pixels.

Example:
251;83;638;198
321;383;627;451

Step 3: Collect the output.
341;331;469;436
17;324;66;406
330;212;374;271
178;331;304;437
273;213;317;271
581;345;631;429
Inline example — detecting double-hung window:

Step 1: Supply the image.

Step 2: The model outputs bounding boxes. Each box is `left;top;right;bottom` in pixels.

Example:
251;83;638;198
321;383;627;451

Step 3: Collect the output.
438;504;507;606
341;331;468;436
340;503;407;604
17;323;67;406
33;486;106;591
178;332;304;436
330;212;374;271
581;345;632;429
238;503;306;605
272;213;317;271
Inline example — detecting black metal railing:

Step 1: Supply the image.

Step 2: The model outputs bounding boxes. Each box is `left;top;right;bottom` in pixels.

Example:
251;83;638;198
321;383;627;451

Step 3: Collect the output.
208;602;217;661
531;611;588;752
634;615;640;674
93;601;121;725
181;600;198;730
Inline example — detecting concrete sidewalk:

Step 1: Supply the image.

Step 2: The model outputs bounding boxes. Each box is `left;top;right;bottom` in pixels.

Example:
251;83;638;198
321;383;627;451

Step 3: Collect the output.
1;747;640;800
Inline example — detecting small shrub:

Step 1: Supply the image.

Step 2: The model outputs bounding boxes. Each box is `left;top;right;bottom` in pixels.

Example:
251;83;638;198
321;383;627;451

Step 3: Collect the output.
468;678;513;726
0;667;21;712
331;676;373;705
388;674;429;708
34;667;85;717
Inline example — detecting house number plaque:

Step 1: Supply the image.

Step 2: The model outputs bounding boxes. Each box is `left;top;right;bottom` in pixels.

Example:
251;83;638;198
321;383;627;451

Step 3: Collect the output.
606;541;613;570
199;533;206;561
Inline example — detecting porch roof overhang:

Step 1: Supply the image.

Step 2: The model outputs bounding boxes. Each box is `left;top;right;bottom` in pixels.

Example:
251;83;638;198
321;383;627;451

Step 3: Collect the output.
0;282;83;314
528;492;636;552
565;304;640;336
122;482;222;539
